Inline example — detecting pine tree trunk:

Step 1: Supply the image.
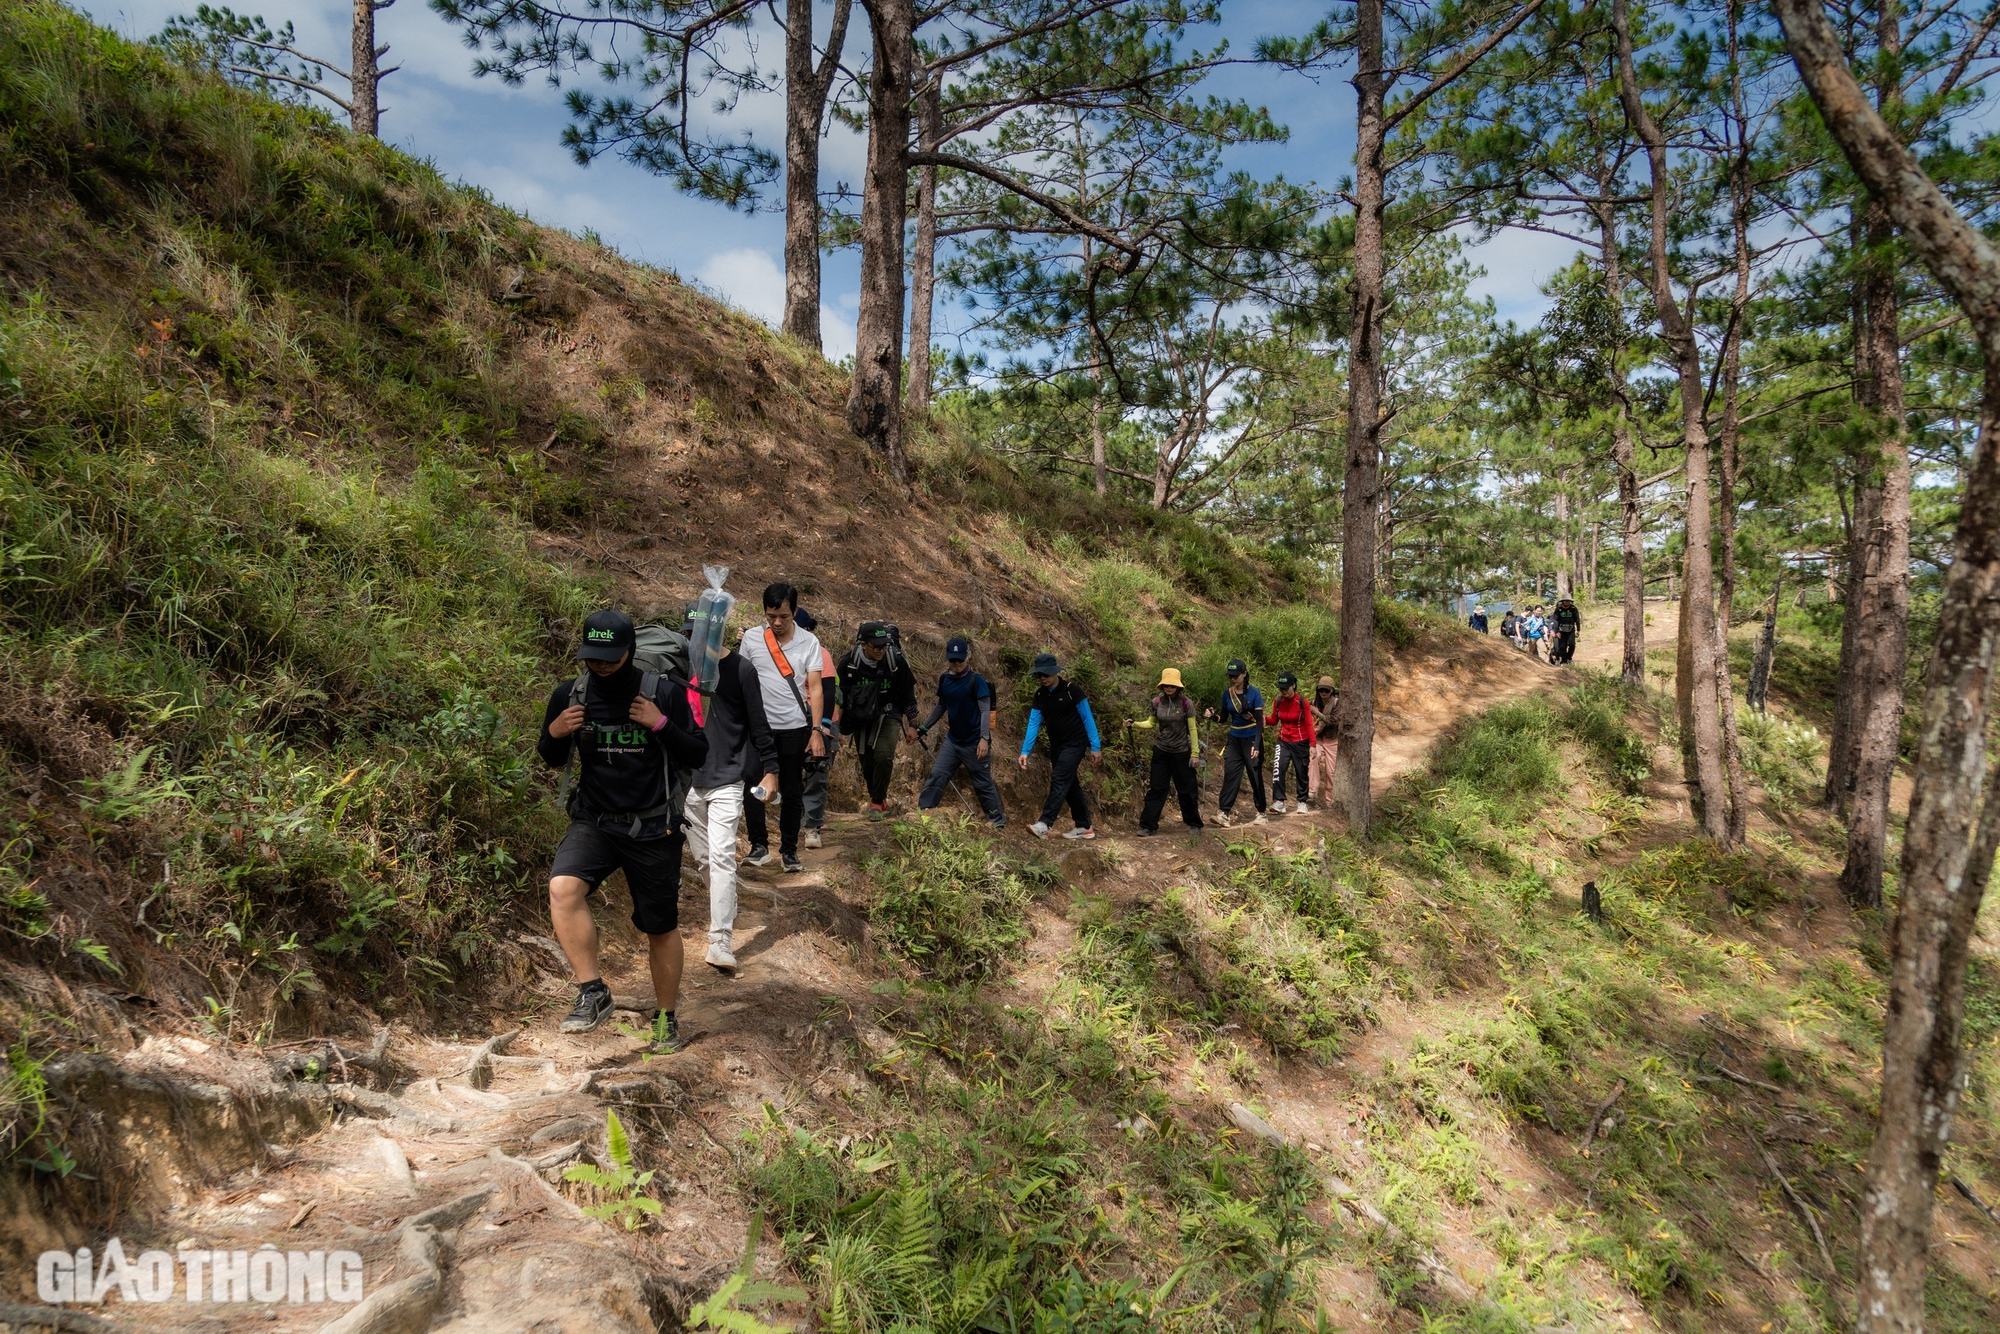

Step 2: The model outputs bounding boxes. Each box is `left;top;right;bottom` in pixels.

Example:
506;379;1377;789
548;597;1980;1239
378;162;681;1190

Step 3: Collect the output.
1838;198;1916;909
1554;487;1571;598
905;78;942;418
1774;4;2000;1324
1091;366;1108;497
781;0;850;350
1335;0;1386;833
350;0;385;136
1715;117;1752;846
847;0;915;481
1595;199;1648;688
1826;473;1871;811
1616;0;1727;838
1746;575;1779;714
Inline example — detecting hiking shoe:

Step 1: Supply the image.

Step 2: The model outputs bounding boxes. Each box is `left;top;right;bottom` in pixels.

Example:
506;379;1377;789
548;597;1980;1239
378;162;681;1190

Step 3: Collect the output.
560;986;613;1035
1271;800;1287;814
1063;827;1096;840
745;845;774;867
868;804;888;822
1029;821;1051;839
782;854;804;873
1251;812;1269;825
803;828;822;849
705;942;738;974
989;820;1006;831
1215;811;1233;827
1137;827;1158;838
645;1011;683;1055
1298;802;1313;814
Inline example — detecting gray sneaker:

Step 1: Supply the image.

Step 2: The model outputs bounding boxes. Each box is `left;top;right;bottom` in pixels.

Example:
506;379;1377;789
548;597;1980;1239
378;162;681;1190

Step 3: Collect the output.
560;986;613;1034
803;828;822;849
745;845;774;867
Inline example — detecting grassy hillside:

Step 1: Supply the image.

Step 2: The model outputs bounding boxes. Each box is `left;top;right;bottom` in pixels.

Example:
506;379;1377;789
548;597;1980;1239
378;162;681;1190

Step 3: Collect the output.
0;0;1310;1043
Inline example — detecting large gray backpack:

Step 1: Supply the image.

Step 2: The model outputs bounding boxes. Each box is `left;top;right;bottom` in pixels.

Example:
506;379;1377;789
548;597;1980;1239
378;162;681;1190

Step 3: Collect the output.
556;623;697;835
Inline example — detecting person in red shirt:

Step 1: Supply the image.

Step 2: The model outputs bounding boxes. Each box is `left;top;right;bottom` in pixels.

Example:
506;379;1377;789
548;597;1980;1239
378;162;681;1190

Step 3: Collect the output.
1265;672;1314;814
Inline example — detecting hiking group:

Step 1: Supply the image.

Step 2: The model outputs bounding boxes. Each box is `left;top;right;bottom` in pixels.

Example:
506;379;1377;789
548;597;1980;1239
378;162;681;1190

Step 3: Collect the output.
1497;597;1581;665
534;581;1344;1051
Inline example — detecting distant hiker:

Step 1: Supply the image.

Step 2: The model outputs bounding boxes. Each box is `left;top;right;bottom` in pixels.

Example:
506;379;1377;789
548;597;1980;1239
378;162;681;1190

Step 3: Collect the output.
835;622;920;818
1309;676;1340;805
1265;672;1314;814
1205;659;1267;826
1552;597;1582;665
539;610;708;1048
1132;667;1203;836
1524;606;1548;661
683;632;781;977
1469;605;1489;633
1018;653;1101;839
738;582;825;873
917;636;1006;827
794;606;840;849
1499;608;1520;645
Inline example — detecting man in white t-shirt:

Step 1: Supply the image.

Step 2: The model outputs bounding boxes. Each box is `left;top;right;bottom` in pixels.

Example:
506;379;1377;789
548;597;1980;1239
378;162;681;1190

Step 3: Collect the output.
737;581;825;872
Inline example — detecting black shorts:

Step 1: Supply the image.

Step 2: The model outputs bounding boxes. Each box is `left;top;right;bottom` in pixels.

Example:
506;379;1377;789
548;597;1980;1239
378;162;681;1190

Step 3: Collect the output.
550;821;684;936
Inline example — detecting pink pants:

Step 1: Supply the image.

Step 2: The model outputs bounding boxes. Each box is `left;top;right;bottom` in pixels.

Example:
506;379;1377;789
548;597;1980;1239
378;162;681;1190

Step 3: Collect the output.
1309;740;1339;802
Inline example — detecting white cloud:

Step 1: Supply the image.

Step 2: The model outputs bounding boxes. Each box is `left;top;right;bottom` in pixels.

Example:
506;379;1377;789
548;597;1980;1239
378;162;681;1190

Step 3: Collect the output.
697;247;856;361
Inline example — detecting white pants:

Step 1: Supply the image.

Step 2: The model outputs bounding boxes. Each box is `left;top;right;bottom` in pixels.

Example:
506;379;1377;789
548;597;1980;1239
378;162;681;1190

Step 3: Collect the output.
682;784;743;947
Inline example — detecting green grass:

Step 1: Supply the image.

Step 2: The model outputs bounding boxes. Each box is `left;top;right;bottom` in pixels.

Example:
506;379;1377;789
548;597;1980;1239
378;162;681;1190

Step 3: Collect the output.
861;817;1060;985
0;0;607;1007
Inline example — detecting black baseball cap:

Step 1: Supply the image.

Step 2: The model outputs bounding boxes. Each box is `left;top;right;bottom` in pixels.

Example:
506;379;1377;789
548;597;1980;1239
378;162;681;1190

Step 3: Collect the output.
1277;672;1298;688
945;637;970;660
1226;659;1248;677
861;624;892;646
578;609;636;662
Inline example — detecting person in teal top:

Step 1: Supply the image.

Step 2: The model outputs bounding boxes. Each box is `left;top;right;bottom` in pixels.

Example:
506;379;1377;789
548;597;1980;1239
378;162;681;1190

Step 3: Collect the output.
1018;653;1101;839
1203;659;1267;825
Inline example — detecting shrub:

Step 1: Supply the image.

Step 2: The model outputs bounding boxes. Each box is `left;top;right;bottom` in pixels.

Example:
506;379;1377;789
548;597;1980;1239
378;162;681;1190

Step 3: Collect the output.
1735;709;1824;810
862;818;1055;984
1562;673;1651;793
1187;606;1341;705
1617;841;1785;916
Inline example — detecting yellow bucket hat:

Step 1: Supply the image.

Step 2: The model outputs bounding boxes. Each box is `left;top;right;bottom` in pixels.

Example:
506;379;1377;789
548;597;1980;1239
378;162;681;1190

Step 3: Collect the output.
1158;667;1185;689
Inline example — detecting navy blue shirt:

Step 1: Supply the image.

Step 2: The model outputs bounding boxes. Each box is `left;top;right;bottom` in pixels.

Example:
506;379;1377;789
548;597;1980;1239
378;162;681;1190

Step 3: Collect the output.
1218;685;1265;738
935;670;993;745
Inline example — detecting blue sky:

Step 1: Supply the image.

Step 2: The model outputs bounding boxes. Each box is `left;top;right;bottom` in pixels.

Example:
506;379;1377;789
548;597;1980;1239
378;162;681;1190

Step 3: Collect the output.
80;0;1578;359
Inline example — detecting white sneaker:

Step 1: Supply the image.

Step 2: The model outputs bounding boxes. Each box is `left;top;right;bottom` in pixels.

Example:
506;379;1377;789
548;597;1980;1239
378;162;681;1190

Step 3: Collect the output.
803;828;822;849
1271;801;1287;814
1251;812;1269;825
705;942;738;974
1215;811;1233;827
1298;802;1313;814
1029;822;1051;839
1062;827;1096;840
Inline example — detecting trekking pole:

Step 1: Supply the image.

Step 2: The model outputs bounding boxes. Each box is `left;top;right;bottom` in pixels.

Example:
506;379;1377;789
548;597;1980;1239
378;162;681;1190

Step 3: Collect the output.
915;727;976;816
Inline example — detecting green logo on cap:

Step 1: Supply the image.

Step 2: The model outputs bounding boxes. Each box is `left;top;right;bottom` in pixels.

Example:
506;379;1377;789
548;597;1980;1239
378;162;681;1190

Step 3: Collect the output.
587;627;615;640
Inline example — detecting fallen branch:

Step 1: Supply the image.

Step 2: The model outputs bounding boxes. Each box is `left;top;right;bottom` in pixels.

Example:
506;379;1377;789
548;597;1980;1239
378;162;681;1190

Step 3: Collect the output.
1952;1175;2000;1226
1749;1129;1838;1280
1579;1079;1627;1155
270;1030;392;1082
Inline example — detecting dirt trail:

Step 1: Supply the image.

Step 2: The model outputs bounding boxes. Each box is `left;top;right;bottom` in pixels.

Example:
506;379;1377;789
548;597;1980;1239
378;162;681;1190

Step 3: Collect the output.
62;625;1587;1332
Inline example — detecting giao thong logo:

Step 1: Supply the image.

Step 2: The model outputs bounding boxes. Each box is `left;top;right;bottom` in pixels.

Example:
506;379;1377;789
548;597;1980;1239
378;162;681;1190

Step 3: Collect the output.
36;1240;366;1306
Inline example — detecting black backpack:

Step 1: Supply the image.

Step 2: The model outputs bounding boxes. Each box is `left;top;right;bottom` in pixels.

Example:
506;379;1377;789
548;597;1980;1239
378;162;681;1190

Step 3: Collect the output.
841;623;905;733
556;624;695;835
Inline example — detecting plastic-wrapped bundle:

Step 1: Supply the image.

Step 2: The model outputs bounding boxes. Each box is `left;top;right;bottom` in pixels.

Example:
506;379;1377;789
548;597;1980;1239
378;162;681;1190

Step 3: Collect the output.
689;564;735;692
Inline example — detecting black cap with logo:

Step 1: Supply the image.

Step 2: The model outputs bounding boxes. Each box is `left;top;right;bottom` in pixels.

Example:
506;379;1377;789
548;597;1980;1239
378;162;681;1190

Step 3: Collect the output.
578;609;636;662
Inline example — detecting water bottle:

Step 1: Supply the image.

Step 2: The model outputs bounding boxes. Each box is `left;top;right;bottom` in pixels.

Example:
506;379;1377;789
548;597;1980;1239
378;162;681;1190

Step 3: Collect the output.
690;564;735;692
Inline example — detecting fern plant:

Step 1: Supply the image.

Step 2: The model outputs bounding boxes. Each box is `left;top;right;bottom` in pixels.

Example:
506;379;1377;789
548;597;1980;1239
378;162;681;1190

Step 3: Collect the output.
562;1110;663;1231
687;1213;808;1333
811;1171;1012;1334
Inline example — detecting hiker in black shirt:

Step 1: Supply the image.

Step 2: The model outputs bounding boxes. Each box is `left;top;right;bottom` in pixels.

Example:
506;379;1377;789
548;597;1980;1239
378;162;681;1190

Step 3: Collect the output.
1552;598;1582;664
1017;653;1101;839
835;624;919;815
540;610;707;1047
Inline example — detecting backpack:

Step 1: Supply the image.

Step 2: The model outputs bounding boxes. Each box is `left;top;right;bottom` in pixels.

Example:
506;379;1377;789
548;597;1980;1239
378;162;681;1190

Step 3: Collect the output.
840;624;905;734
556;623;696;835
